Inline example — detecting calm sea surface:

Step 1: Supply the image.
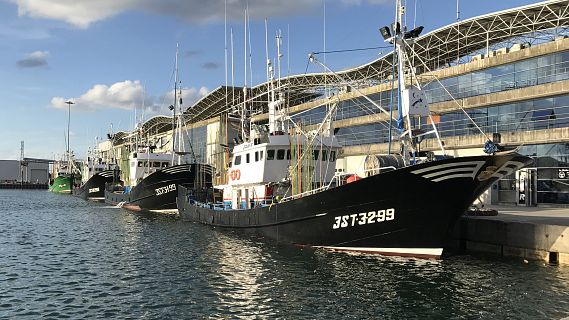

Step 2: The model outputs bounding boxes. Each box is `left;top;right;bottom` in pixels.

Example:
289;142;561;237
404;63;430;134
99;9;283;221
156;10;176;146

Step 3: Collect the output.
1;189;569;319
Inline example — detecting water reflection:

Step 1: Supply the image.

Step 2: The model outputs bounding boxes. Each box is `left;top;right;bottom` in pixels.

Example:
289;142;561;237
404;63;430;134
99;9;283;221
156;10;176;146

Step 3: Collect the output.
1;190;569;319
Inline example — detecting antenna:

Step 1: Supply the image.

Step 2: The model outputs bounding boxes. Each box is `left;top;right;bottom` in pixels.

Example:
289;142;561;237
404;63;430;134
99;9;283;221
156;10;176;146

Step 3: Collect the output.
265;18;269;82
242;8;248;140
456;0;460;21
231;27;235;110
224;0;228;107
247;0;253;92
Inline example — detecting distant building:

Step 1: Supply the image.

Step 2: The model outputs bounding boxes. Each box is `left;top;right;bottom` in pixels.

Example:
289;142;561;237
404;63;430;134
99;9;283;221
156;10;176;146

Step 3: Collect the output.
0;160;49;184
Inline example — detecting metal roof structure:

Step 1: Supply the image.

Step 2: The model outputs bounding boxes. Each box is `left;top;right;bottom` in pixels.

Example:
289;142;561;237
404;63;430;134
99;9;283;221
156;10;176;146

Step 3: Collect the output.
176;0;569;125
110;116;173;145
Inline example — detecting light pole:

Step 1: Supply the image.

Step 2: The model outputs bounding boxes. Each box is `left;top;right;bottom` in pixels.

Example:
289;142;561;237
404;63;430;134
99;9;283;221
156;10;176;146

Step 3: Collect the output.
65;100;74;174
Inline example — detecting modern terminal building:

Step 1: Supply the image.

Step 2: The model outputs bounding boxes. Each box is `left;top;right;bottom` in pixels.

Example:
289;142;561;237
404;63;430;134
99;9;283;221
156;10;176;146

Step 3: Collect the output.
101;0;569;206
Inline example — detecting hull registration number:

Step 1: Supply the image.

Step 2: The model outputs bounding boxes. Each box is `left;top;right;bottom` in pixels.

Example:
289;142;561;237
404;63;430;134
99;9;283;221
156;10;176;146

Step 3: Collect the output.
333;208;395;229
155;184;176;196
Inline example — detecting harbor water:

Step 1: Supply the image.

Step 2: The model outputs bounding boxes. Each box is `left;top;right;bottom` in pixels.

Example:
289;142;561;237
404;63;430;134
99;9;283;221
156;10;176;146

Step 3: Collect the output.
1;190;569;319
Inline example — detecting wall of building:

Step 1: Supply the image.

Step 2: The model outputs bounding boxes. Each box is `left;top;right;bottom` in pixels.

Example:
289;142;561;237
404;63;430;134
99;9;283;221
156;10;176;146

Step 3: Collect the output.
0;160;49;184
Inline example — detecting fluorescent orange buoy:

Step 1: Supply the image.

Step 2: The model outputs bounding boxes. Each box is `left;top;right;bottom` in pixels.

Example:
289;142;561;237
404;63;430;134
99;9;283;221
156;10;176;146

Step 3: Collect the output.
346;174;361;184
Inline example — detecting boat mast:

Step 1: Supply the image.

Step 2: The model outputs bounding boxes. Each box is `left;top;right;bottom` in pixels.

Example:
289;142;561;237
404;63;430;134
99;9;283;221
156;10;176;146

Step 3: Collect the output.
65;100;74;175
172;43;179;166
379;0;444;162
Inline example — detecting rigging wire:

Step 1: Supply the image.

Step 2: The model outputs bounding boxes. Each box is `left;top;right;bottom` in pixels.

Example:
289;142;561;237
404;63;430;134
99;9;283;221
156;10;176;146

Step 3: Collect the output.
311;45;391;55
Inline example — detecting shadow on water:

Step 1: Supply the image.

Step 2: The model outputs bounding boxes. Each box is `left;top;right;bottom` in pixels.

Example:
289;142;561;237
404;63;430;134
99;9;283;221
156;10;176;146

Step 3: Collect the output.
1;190;568;319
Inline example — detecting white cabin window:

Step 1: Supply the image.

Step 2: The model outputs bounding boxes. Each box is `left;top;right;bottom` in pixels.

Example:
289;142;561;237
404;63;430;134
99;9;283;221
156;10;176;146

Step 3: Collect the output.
138;161;145;167
234;155;241;165
277;149;285;160
286;149;291;160
246;153;250;163
254;151;259;162
162;162;169;168
322;150;328;161
330;150;336;162
267;150;275;160
260;150;264;160
153;162;161;168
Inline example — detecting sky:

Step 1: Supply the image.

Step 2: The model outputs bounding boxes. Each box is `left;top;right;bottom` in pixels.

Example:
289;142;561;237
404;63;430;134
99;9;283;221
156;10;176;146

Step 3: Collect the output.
0;0;540;160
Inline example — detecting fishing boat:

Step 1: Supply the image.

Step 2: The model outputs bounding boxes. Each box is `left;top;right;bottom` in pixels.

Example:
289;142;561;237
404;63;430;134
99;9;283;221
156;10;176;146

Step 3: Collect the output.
49;100;81;194
49;159;79;194
73;145;121;200
176;3;533;259
104;45;214;212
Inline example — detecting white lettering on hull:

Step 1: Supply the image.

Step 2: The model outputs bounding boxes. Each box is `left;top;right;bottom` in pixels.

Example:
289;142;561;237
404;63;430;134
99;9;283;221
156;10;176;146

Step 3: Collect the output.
155;184;176;196
332;208;395;229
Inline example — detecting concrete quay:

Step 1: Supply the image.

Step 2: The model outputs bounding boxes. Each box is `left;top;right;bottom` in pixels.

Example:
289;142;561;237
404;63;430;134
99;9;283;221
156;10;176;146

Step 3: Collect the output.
447;205;569;265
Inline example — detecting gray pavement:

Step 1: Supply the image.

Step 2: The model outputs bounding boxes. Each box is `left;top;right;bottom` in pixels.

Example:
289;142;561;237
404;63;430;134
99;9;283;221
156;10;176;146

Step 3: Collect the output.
469;205;569;226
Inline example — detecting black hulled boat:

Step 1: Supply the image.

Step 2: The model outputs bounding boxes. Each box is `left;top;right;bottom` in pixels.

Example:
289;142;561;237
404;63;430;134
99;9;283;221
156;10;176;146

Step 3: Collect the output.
178;152;531;259
175;4;533;259
74;169;120;201
106;162;212;212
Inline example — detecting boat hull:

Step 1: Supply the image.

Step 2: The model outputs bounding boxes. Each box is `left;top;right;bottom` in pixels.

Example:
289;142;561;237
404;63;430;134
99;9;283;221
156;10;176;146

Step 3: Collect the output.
105;163;212;211
177;153;533;259
49;175;74;194
73;170;119;200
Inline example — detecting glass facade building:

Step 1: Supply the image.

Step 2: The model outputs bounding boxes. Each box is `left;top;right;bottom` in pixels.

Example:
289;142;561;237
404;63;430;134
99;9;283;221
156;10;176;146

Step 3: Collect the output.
287;49;569;205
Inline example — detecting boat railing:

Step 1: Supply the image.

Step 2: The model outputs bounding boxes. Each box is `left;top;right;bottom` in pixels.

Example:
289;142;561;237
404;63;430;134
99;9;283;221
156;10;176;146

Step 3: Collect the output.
363;166;396;177
280;171;365;202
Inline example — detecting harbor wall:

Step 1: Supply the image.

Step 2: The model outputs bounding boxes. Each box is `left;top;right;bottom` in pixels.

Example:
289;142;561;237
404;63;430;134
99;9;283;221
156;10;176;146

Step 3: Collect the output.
446;209;569;265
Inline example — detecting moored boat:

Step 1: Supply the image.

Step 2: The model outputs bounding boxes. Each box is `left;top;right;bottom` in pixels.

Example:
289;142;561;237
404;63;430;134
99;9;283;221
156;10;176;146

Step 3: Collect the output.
104;44;214;212
105;153;213;212
178;152;532;259
176;3;533;259
74;169;119;200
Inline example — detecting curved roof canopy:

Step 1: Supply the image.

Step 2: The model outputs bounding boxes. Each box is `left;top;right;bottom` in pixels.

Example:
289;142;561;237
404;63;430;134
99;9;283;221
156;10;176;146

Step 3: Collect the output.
182;0;569;123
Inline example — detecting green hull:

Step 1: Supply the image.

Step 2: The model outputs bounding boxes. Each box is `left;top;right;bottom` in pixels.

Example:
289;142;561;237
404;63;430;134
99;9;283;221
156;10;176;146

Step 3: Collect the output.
49;176;73;194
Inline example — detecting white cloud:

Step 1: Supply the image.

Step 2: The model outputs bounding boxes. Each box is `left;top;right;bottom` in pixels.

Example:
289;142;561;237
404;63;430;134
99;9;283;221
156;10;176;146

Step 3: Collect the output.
51;80;145;111
154;86;209;112
17;50;49;68
12;0;324;28
50;80;209;116
14;0;137;29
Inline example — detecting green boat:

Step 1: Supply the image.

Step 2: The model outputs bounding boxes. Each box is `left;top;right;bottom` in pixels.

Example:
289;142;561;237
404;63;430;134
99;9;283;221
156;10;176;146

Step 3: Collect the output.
49;174;74;194
50;100;80;194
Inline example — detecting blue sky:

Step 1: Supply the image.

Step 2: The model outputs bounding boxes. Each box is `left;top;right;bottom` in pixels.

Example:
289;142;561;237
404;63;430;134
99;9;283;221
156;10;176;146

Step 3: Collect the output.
0;0;538;160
